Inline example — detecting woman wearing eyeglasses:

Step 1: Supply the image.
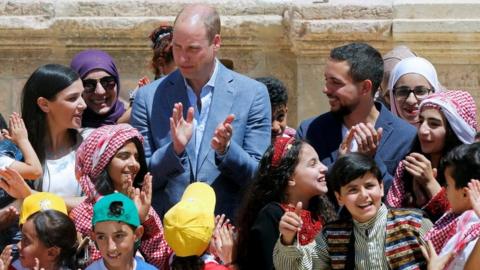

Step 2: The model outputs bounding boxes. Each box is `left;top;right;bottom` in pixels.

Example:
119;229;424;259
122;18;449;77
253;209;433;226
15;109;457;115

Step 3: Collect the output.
70;49;126;128
386;90;477;222
388;56;441;126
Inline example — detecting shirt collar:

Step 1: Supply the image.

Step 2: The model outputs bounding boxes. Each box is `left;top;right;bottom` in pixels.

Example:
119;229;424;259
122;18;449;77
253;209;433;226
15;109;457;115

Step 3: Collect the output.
184;58;219;91
353;203;388;230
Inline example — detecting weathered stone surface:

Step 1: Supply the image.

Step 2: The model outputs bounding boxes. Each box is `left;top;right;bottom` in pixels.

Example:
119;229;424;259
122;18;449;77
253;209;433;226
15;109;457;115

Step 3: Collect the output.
0;0;480;127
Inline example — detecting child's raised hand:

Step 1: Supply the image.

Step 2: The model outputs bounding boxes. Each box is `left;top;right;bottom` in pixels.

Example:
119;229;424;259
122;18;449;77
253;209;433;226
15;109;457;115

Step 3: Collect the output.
467;179;480;217
0;206;19;231
279;201;303;246
420;240;454;270
212;219;236;266
132;173;152;223
0;167;32;199
33;258;45;270
5;112;28;144
0;245;13;270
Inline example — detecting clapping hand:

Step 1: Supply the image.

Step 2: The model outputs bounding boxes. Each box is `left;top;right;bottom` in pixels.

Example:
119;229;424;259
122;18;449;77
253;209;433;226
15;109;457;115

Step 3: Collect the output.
467;179;480;217
170;103;194;155
127;173;152;223
0;245;13;270
420;240;454;270
211;115;235;155
2;112;28;145
211;214;236;265
279;202;303;246
351;123;383;157
339;127;356;156
0;167;32;199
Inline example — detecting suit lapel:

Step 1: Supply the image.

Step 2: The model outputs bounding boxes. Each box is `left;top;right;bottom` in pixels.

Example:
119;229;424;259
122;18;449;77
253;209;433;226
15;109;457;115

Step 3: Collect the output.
165;71;197;176
375;105;393;153
196;65;234;172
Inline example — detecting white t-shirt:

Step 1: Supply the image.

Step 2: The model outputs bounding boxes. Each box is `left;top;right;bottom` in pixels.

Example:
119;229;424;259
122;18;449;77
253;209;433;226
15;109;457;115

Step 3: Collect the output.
0;154;14;168
34;128;93;197
40;150;82;197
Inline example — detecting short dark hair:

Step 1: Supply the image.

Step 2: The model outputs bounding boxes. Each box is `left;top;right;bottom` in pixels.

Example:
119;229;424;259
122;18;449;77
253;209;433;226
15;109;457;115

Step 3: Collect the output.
328;153;382;193
256;76;288;109
440;143;480;189
330;42;384;96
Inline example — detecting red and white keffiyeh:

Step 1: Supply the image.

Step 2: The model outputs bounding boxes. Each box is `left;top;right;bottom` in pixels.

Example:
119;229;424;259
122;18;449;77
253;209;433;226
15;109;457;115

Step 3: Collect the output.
75;123;144;200
420;90;478;144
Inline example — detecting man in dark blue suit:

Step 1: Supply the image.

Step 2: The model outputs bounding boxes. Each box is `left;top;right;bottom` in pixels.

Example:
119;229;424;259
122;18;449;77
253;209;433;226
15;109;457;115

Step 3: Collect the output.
131;4;271;219
297;43;416;192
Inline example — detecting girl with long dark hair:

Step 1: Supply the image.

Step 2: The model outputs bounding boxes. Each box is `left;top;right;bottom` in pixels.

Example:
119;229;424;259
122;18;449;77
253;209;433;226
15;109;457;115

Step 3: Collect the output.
235;137;335;270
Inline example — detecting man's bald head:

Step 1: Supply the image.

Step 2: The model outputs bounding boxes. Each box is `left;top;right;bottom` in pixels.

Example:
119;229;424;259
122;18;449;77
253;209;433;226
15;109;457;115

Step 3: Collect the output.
174;4;221;43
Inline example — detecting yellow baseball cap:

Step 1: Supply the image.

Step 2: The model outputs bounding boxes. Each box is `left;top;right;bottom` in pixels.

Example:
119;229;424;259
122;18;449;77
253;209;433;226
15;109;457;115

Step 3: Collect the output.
163;182;216;257
19;192;68;224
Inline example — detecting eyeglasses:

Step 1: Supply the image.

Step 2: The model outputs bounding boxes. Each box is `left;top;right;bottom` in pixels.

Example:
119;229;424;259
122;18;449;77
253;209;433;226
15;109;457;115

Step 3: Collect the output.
393;86;432;101
82;76;116;94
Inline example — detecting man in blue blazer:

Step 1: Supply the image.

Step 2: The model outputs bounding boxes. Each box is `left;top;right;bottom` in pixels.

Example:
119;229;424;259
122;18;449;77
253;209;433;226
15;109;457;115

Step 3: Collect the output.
131;4;271;219
297;43;416;193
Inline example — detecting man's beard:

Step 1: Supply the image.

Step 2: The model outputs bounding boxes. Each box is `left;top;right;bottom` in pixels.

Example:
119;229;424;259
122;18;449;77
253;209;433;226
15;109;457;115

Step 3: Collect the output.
331;104;354;120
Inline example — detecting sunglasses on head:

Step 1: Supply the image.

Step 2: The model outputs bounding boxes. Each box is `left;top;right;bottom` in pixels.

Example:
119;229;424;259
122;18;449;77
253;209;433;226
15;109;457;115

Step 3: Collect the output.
82;76;116;94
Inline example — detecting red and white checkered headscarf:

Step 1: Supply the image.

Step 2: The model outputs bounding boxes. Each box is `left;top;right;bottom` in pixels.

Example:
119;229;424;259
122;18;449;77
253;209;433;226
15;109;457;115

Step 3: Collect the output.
75;124;144;200
420;90;478;144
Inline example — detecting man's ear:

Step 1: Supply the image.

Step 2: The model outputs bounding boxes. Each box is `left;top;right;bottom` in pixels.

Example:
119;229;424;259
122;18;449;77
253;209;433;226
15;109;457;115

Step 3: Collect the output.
134;225;144;241
359;79;373;96
380;182;385;197
212;34;221;51
37;97;49;113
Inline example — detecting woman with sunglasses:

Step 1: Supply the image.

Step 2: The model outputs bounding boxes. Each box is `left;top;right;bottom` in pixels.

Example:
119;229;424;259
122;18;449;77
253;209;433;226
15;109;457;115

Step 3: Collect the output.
70;49;126;128
388;56;441;126
386;90;477;222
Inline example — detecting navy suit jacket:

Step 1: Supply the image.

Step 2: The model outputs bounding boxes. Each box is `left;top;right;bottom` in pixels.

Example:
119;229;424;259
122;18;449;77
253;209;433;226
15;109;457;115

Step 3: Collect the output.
297;102;416;191
131;63;271;219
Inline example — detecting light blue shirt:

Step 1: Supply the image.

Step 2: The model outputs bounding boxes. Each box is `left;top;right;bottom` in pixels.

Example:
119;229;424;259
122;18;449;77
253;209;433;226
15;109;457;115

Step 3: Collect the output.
185;59;219;156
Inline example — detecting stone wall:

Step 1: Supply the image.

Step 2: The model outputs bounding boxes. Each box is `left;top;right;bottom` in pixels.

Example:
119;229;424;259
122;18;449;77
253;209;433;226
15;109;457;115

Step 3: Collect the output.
0;0;479;127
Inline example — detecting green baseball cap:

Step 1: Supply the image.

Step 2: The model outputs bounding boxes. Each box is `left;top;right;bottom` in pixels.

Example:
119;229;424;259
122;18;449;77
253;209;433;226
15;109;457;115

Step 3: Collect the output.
92;193;140;228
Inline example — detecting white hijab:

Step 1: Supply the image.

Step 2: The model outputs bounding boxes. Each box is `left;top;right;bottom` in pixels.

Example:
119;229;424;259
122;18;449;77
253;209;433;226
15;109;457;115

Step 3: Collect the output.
388;57;441;116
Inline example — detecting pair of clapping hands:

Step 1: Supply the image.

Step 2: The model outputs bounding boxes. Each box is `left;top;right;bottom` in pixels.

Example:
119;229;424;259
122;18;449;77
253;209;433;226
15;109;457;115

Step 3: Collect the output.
170;102;234;156
339;122;383;157
210;214;236;267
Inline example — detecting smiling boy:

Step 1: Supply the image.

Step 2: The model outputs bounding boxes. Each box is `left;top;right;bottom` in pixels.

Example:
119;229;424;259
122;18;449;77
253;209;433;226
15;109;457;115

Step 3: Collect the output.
274;153;433;270
87;193;156;270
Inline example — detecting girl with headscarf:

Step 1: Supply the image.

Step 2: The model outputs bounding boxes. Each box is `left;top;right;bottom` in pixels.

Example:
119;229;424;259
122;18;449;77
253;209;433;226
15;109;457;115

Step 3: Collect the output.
388;56;441;126
386;90;477;222
70;49;126;128
69;124;171;269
